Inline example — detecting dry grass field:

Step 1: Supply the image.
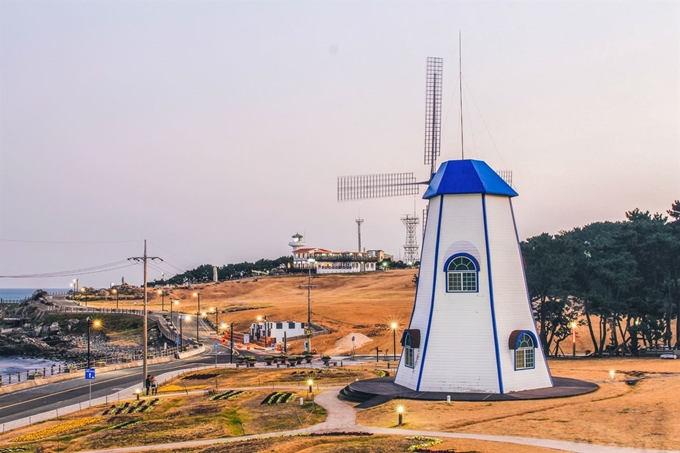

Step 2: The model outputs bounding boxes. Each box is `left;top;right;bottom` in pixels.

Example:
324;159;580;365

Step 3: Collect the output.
2;360;679;452
30;270;675;452
357;357;680;451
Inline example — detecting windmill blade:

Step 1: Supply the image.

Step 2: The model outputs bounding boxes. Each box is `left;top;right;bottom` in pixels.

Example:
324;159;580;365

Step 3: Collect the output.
337;173;420;201
424;57;443;176
496;170;513;187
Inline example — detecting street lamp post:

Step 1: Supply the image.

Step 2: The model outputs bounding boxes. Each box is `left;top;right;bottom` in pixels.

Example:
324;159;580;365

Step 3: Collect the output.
86;317;101;368
570;321;577;357
86;316;91;368
112;289;119;310
229;321;234;364
193;293;201;343
170;300;178;330
306;259;315;353
391;322;398;361
158;290;166;312
179;314;189;350
258;314;268;349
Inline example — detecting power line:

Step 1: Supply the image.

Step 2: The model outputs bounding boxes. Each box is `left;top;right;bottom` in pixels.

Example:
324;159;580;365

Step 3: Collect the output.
148;241;201;268
0;260;136;279
0;239;141;244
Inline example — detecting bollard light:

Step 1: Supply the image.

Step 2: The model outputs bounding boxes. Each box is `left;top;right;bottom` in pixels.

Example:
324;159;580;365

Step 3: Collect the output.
307;379;313;394
397;405;404;426
609;369;616;380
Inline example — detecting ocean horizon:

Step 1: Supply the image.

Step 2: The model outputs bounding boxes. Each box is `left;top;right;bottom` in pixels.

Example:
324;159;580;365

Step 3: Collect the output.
0;288;69;301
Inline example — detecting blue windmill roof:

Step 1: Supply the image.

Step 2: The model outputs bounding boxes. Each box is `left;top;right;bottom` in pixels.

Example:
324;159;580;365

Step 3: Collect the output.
423;160;518;199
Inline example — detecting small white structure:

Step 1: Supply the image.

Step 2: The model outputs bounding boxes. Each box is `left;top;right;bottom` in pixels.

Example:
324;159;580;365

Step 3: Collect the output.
395;160;553;394
251;321;306;344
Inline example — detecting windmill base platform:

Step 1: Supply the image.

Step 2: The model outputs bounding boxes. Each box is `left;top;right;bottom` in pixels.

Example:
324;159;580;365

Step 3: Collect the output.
340;377;598;409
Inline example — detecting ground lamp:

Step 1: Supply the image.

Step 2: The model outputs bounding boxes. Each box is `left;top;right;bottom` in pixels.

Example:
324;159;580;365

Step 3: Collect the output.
570;321;577;357
397;405;404;426
307;379;313;394
391;322;398;361
193;292;201;342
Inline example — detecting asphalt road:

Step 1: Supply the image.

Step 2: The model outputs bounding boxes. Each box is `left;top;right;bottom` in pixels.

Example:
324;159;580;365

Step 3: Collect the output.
0;353;227;426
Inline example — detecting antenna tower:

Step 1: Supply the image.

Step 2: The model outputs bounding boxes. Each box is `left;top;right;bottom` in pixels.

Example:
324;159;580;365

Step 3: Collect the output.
356;217;364;252
401;214;420;264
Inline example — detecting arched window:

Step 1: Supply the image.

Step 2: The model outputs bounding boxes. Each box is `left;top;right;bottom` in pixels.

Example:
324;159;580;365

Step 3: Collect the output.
445;254;479;293
510;332;536;370
400;329;420;369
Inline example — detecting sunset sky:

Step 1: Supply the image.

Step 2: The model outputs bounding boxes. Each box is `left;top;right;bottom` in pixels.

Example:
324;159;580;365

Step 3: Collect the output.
1;1;678;288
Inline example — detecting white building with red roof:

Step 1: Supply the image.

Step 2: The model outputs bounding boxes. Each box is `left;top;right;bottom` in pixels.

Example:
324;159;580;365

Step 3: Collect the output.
289;234;379;274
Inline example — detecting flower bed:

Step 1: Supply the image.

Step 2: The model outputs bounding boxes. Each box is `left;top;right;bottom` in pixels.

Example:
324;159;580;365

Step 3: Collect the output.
406;436;443;452
260;392;295;405
10;416;103;443
158;384;206;393
105;419;142;430
209;390;246;401
102;398;160;416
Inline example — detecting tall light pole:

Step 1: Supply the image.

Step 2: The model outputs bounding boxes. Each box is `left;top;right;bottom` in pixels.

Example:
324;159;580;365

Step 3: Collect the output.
193;292;201;343
570;321;577;357
179;314;188;350
86;316;91;368
391;322;398;361
304;258;316;353
229;321;234;363
157;290;166;312
170;300;178;328
257;314;268;348
112;289;118;310
86;317;101;368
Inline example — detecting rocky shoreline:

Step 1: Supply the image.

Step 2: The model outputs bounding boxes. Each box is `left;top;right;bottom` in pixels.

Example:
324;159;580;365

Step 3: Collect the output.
0;298;149;364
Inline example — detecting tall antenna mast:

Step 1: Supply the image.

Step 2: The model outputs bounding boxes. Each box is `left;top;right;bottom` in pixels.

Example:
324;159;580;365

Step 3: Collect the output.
459;30;464;160
356;216;364;252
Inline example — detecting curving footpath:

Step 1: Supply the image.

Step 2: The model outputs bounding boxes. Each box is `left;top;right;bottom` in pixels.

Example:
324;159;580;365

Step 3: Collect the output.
73;384;678;453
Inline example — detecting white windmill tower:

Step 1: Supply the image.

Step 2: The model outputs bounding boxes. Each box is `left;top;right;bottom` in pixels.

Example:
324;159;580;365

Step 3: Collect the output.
338;54;553;394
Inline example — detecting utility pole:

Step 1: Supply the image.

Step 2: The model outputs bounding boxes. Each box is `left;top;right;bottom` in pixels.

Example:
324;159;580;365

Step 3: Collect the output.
128;240;162;390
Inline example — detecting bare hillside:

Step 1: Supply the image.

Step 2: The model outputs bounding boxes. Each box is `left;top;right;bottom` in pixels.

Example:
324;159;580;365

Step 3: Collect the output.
150;269;418;356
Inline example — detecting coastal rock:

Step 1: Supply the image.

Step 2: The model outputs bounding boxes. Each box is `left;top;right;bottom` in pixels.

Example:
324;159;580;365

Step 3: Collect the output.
49;322;61;333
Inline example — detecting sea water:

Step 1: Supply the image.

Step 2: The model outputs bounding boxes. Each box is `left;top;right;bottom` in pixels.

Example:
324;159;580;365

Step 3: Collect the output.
0;288;68;302
0;357;65;375
0;288;69;374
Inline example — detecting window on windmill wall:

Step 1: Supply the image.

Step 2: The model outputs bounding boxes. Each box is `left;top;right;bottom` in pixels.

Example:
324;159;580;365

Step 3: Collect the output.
405;347;415;368
288;322;295;329
515;334;535;370
445;254;479;293
276;322;283;329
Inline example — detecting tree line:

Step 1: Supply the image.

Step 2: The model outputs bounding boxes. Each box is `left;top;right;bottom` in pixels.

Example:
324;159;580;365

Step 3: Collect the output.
523;201;679;356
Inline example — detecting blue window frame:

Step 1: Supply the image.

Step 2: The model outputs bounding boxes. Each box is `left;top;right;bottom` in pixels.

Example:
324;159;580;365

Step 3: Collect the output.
444;253;479;293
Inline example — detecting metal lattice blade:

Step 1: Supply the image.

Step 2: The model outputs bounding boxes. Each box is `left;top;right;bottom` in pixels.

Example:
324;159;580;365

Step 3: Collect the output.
337;173;420;201
424;57;443;173
496;170;513;187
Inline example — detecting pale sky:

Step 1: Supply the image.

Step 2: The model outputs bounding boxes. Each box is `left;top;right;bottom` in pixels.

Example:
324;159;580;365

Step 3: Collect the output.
1;1;678;289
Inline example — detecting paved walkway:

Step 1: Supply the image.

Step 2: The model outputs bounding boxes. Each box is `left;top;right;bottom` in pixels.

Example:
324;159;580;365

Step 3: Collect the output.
75;385;678;453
